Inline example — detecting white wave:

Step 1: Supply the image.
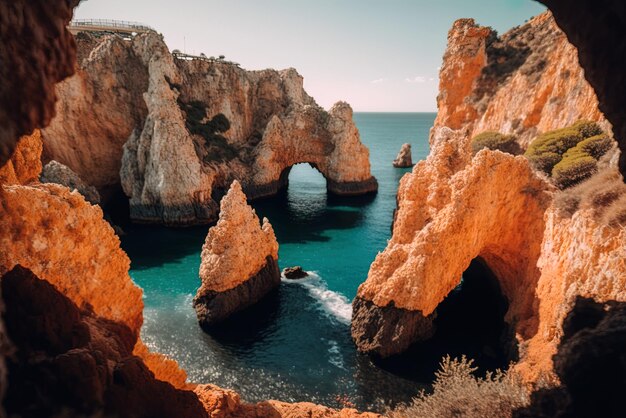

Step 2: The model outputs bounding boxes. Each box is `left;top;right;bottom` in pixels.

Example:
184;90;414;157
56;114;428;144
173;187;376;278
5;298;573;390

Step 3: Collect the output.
282;272;352;325
326;339;346;370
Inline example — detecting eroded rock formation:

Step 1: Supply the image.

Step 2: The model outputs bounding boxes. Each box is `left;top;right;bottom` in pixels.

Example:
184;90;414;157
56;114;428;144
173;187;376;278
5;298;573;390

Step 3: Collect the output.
43;31;376;225
352;12;626;383
41;160;101;204
0;0;79;167
194;180;280;326
436;13;609;148
392;143;413;168
539;0;626;178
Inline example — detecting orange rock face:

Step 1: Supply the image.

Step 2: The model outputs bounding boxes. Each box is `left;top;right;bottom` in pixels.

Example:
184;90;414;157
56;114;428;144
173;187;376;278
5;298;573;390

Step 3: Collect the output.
436;13;608;148
0;131;42;186
353;11;626;382
193;180;281;326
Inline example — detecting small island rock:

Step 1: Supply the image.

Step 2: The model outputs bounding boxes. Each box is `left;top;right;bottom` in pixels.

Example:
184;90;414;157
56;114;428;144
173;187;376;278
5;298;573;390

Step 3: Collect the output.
193;180;280;328
282;266;309;279
392;143;413;167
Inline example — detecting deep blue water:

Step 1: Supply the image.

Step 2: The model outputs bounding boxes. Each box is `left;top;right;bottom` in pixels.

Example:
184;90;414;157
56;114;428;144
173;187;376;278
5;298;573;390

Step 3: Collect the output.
121;113;436;412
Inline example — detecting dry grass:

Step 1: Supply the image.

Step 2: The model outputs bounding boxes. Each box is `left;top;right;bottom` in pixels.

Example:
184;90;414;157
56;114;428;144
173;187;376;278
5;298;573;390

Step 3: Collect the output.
388;356;529;418
554;160;626;226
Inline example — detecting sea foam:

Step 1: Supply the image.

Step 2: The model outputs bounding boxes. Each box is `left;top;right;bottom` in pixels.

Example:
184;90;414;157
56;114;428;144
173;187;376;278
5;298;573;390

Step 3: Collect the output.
282;271;352;325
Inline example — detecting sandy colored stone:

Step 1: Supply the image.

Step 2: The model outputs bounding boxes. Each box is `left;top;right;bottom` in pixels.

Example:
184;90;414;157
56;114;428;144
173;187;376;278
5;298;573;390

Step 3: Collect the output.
194;384;381;418
393;143;412;167
41;160;101;204
42;34;148;192
44;31;375;224
0;130;42;186
435;12;609;148
356;124;626;380
354;11;626;381
0;183;142;334
197;180;278;293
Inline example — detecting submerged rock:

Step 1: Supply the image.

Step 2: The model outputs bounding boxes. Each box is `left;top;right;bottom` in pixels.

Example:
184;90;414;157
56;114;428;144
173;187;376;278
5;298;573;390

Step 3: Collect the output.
392;143;413;167
193;180;280;327
282;266;309;279
41;160;101;204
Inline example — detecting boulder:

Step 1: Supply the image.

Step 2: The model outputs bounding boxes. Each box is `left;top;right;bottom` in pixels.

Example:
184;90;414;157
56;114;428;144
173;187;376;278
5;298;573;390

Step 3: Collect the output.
392;143;413;167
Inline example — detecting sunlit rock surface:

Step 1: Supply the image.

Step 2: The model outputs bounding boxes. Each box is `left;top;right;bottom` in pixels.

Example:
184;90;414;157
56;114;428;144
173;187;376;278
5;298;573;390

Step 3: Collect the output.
43;31;377;224
193;180;280;326
352;12;626;383
392;143;413;168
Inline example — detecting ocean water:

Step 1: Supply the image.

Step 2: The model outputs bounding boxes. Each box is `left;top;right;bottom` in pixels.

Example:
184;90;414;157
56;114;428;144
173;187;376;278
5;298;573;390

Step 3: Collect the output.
121;113;436;412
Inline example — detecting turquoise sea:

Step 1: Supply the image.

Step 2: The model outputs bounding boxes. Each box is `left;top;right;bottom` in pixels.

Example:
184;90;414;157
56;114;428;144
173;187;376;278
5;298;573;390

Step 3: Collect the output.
121;113;436;412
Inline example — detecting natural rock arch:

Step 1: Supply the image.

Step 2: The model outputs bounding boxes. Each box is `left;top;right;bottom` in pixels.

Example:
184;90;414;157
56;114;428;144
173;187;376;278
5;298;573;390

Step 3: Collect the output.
245;103;379;199
351;127;550;363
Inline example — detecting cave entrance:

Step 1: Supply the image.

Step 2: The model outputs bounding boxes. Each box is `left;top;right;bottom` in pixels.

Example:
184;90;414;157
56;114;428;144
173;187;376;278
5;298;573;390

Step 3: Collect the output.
377;257;518;381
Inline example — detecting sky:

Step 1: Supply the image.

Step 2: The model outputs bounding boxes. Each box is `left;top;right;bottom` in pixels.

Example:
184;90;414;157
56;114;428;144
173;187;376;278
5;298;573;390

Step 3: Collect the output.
74;0;546;112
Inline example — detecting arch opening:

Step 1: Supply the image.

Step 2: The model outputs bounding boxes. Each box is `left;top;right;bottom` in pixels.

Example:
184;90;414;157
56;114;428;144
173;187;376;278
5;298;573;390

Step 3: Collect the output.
376;257;519;381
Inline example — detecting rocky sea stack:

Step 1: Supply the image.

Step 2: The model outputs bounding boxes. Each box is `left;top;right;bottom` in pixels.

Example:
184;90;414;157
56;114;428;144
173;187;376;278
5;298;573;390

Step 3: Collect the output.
392;143;413;167
193;181;280;327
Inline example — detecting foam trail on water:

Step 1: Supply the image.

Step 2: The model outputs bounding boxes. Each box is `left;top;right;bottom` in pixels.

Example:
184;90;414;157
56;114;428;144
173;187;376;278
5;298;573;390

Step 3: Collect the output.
282;272;352;325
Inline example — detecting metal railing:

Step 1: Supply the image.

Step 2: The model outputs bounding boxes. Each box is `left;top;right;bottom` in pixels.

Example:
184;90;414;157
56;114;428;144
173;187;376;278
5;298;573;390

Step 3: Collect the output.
69;19;155;34
172;52;240;67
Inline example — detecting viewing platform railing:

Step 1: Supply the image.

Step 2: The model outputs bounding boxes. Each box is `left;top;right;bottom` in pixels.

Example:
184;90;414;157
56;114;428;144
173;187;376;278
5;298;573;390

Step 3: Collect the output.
172;52;240;67
69;19;155;35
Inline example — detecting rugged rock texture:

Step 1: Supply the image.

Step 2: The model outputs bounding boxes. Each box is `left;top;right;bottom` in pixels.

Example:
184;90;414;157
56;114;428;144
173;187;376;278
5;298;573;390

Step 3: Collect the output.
0;131;42;186
43;31;376;224
2;265;207;418
42;32;149;195
41;160;101;204
194;181;280;326
539;0;626;178
392;143;413;168
353;12;626;382
0;0;79;167
514;297;626;418
282;266;309;280
435;13;609;148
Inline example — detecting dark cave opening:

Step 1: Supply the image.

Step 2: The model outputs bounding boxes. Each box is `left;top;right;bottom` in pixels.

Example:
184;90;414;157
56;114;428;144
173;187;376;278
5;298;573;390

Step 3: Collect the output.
376;257;519;382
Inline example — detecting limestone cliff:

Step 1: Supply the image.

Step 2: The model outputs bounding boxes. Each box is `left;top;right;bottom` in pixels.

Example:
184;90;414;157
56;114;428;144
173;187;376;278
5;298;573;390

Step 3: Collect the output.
193;180;280;326
43;31;377;225
436;12;609;148
352;12;626;382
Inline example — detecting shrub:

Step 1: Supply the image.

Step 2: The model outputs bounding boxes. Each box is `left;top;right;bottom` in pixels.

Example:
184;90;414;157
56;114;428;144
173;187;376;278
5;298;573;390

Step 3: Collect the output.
552;154;598;189
577;134;613;159
471;132;521;155
524;120;614;189
550;133;613;189
177;98;237;162
388;356;529;418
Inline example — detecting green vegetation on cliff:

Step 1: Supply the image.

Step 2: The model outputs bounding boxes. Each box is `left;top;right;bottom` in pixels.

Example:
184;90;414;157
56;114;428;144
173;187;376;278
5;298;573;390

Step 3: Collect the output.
471;132;521;155
525;121;611;189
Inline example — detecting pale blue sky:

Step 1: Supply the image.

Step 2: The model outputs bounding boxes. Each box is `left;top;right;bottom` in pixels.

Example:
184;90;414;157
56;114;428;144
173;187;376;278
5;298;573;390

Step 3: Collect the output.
75;0;546;112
